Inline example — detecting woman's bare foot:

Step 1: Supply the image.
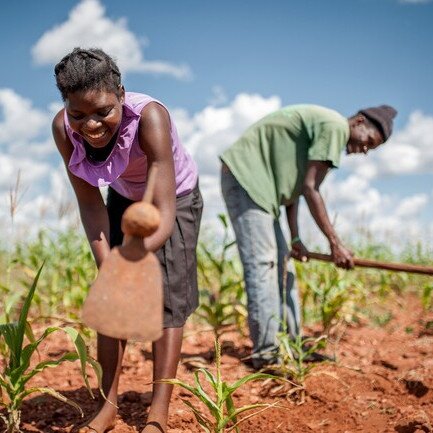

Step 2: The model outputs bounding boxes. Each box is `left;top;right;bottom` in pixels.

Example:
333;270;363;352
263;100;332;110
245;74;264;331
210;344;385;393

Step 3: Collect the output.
141;412;167;433
78;400;117;433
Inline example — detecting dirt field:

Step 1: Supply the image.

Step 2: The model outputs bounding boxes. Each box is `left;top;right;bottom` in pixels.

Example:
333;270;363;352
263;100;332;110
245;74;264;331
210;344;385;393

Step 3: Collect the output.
1;292;433;433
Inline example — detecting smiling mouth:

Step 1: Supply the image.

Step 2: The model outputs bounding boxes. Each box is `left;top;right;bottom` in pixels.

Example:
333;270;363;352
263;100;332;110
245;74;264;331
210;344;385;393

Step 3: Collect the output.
83;129;108;141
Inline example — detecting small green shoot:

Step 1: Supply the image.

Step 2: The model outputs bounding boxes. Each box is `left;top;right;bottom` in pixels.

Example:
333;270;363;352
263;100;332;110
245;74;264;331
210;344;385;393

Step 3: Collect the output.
160;339;283;432
196;214;247;338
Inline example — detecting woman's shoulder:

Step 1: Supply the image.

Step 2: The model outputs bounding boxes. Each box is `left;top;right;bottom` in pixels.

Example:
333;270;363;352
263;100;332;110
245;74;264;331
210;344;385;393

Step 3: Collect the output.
52;108;65;131
125;92;156;111
52;108;74;160
125;92;169;116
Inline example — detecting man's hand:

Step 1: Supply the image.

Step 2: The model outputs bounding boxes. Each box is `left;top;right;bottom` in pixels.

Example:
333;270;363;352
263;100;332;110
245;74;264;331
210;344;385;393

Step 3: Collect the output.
331;242;354;269
291;240;309;262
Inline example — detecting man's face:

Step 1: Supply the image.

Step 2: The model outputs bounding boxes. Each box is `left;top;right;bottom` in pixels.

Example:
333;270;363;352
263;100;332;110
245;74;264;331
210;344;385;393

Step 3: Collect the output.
346;116;384;155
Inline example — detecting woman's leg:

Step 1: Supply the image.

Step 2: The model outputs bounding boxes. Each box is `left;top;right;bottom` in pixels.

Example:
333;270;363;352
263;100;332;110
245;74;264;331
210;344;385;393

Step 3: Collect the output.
142;327;183;433
79;334;126;433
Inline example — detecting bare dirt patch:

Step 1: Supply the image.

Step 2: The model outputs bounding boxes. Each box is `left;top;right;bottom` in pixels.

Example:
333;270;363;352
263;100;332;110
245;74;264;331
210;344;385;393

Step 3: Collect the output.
1;292;433;432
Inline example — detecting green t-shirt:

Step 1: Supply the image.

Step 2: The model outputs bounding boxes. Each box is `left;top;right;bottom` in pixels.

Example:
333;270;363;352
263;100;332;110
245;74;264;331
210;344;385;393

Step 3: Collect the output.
220;105;349;218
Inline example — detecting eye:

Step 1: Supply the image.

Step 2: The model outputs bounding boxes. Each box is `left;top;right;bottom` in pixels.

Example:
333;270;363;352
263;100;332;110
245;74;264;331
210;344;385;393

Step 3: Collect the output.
68;112;84;121
98;107;113;117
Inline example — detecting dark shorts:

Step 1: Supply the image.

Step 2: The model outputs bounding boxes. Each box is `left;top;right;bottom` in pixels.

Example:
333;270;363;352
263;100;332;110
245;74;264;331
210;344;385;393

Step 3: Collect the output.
106;184;203;328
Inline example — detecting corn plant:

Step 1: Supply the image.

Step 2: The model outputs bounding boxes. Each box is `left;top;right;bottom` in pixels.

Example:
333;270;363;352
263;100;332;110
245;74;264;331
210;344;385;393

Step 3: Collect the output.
161;339;282;432
421;284;433;310
261;333;327;405
0;264;102;433
275;333;327;384
196;215;247;338
13;229;96;320
0;287;22;360
296;261;361;332
263;258;328;403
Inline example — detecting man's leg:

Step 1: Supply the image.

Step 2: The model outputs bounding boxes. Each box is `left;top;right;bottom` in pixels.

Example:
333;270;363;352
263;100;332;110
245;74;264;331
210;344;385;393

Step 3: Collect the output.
142;327;183;433
274;222;301;338
221;166;280;368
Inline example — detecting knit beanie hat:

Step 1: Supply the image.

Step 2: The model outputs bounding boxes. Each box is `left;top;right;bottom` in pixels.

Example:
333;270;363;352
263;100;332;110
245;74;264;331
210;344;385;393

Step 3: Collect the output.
358;105;397;142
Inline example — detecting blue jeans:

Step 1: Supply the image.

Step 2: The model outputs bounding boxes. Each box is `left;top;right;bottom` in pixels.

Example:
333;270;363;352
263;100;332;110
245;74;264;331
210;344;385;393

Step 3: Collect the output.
221;164;301;368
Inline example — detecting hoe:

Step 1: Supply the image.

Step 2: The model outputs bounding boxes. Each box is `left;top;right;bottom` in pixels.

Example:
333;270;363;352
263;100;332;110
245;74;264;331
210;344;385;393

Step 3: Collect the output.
301;251;433;276
82;165;163;342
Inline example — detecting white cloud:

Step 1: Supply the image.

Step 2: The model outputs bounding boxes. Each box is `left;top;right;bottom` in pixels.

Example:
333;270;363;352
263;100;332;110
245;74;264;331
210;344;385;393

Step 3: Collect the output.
0;154;50;190
318;176;429;247
395;193;428;218
0;164;80;245
31;0;192;80
0;88;59;160
0;89;50;146
173;93;281;176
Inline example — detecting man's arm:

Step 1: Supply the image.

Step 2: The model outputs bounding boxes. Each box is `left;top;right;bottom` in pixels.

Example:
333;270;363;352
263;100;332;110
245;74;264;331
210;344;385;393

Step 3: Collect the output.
302;160;354;269
285;199;308;261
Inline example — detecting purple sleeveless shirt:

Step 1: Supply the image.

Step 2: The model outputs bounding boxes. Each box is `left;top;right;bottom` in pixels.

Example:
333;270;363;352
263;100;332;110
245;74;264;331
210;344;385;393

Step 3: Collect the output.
65;92;198;201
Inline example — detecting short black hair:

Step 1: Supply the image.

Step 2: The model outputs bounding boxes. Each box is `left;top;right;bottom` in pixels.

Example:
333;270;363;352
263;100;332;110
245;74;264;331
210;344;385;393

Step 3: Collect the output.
54;48;121;101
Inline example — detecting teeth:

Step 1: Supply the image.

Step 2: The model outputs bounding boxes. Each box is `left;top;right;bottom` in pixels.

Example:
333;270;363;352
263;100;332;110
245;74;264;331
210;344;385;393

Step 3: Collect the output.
85;130;106;139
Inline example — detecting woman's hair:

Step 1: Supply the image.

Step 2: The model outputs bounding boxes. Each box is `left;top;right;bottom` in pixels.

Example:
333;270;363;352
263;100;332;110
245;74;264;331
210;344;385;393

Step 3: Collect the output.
54;48;122;100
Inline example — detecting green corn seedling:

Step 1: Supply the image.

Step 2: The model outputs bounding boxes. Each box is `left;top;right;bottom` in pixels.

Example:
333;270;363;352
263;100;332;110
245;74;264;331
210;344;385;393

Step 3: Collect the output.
262;332;328;404
196;214;247;338
421;284;433;310
161;339;282;432
14;229;96;320
275;333;327;385
297;260;356;332
265;257;328;402
0;263;102;433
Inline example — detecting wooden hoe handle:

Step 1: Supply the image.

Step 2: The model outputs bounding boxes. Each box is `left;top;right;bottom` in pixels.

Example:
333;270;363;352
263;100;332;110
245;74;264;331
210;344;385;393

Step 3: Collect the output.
305;252;433;276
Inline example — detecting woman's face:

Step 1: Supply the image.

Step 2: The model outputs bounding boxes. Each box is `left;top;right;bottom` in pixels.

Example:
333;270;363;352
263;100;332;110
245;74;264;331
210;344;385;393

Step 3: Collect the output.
65;88;124;148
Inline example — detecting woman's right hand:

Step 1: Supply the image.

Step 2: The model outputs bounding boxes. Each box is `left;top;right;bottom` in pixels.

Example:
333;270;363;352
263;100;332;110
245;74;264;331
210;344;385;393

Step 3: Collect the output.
331;242;354;269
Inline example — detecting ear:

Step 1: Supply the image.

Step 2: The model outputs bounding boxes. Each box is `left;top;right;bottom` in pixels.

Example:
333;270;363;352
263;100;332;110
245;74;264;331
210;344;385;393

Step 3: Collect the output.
118;85;125;103
355;114;367;125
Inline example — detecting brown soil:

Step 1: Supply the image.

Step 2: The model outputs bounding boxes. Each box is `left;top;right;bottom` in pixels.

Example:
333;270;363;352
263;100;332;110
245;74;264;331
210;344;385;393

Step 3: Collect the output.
1;292;433;433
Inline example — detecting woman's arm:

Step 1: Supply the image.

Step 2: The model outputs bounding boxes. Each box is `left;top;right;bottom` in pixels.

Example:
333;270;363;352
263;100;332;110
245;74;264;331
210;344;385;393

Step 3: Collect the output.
137;102;176;252
52;110;111;268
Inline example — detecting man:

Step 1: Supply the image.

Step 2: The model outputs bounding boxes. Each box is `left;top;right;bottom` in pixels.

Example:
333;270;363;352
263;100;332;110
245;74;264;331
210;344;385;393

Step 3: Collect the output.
219;104;397;369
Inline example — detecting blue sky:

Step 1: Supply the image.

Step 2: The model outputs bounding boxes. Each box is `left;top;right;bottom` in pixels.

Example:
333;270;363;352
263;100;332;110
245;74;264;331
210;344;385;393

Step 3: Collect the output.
0;0;432;247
